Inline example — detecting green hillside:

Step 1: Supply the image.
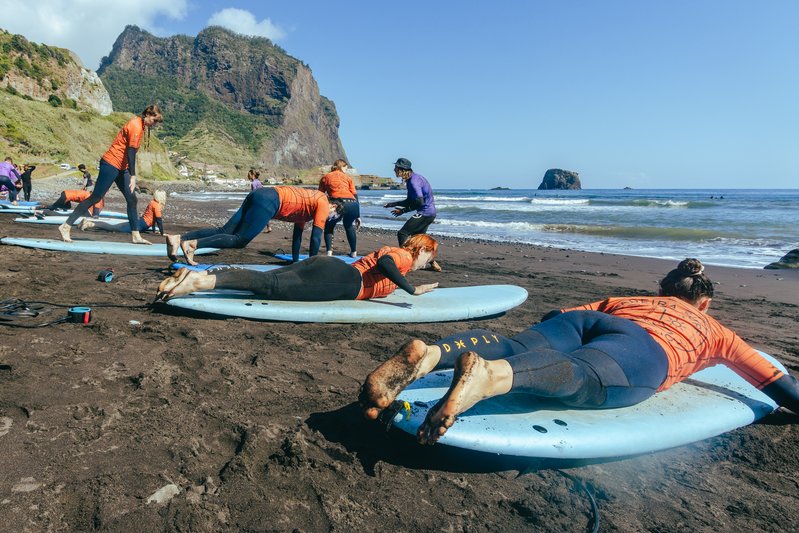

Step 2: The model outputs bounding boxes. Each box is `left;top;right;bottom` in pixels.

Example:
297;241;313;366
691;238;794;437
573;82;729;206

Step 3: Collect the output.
0;90;177;179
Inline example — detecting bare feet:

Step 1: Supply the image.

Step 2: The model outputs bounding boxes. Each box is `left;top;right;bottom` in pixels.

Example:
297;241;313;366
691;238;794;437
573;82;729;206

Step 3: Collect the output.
156;268;214;301
416;352;510;445
180;239;199;266
58;222;73;243
326;250;334;256
349;251;358;258
165;234;181;262
131;231;152;245
359;339;441;421
77;218;94;231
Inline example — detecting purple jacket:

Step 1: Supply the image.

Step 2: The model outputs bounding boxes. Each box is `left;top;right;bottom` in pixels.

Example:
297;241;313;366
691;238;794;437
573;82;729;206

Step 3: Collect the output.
0;161;21;183
405;172;436;217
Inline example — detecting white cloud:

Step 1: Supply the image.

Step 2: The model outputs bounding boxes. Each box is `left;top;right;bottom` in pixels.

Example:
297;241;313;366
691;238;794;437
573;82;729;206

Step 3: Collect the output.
207;8;285;41
0;0;188;69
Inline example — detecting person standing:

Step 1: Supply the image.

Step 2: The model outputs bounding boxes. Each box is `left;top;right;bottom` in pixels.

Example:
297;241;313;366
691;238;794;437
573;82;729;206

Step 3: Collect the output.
319;158;360;258
383;157;440;271
58;104;163;244
0;157;23;204
20;163;36;201
247;169;263;191
78;164;93;190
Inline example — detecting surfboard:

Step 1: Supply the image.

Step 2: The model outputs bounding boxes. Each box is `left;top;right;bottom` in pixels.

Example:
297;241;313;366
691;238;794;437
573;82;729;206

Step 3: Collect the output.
170;262;281;272
0;200;38;207
273;253;358;264
0;237;219;257
14;216;131;228
165;284;528;323
3;208;128;219
390;351;785;459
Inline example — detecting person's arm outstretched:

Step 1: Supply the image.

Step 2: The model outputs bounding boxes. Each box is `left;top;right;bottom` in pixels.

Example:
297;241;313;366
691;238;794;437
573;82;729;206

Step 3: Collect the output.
376;255;438;296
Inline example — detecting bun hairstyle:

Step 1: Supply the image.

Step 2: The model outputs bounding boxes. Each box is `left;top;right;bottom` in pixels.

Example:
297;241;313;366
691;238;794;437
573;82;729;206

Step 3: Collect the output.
331;159;348;172
659;258;714;303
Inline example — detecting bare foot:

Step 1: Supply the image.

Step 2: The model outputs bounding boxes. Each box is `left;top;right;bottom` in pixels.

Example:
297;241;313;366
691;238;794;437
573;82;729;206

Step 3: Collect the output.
265;225;272;233
78;218;94;231
359;339;441;420
131;231;152;245
165;234;181;262
181;239;199;266
417;352;508;445
156;268;212;301
58;223;73;243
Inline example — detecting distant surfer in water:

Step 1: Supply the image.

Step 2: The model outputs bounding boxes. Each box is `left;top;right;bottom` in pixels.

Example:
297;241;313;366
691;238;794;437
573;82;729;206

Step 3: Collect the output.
164;186;342;266
78;190;166;235
360;258;799;444
156;234;439;302
58;104;163;245
383;157;441;271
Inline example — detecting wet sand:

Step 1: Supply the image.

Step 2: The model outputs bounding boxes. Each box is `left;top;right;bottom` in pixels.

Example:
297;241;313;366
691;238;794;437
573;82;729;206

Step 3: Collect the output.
0;190;798;531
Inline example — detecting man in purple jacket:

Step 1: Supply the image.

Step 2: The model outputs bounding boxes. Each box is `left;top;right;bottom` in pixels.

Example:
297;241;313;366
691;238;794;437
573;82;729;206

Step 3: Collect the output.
384;157;441;271
0;157;23;204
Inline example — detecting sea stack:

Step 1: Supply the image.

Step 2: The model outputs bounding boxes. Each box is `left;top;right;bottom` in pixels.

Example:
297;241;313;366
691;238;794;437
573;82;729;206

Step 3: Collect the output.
538;169;581;190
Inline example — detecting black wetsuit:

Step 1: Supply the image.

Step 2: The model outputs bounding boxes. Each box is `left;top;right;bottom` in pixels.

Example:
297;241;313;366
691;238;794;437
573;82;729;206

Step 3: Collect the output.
21;165;35;201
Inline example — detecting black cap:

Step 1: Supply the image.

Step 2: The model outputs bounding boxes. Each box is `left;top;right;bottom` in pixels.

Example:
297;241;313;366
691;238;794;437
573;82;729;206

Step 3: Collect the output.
393;158;412;170
78;164;86;170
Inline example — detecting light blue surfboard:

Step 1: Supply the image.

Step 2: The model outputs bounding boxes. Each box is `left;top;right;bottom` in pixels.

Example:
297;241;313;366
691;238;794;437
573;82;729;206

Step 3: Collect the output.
171;262;281;272
14;216;131;228
1;237;218;257
4;208;128;219
165;285;528;323
390;351;785;459
274;253;358;264
0;200;39;207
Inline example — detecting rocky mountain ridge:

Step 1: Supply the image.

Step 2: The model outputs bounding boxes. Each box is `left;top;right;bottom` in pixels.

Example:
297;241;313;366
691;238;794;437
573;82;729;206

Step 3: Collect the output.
98;26;345;176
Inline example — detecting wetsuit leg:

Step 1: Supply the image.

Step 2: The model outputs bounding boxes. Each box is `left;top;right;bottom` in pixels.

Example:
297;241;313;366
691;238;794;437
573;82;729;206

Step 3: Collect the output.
323;217;338;251
111;170;138;227
65;159;117;225
180;188;279;249
22;179;31;202
213;256;362;301
397;214;436;245
434;329;533;368
505;311;669;408
342;201;359;253
0;177;18;202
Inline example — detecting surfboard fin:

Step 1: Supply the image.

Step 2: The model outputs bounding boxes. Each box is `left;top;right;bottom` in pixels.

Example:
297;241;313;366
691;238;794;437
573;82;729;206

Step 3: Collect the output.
377;400;410;432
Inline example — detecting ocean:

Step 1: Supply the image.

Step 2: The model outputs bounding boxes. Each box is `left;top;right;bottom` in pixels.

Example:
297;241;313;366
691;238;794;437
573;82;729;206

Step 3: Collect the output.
171;188;799;269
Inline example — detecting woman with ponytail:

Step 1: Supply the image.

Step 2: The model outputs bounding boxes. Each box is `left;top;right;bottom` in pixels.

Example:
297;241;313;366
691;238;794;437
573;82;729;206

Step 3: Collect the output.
361;258;799;445
58;104;163;244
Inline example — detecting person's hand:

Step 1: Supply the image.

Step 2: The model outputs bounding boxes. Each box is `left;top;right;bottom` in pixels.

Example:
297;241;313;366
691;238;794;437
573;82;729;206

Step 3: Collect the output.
413;282;439;295
15;181;22;189
129;175;136;193
391;208;403;217
355;217;361;229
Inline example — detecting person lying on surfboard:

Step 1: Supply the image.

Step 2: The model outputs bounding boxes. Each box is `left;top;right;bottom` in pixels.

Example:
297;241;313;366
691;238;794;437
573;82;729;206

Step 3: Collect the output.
78;190;166;235
36;189;105;217
360;258;799;445
156;234;439;302
164;186;343;266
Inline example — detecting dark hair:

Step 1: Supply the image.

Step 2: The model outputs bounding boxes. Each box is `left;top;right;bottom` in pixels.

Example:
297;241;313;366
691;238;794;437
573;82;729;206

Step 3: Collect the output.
78;164;86;171
248;169;260;180
140;104;163;149
659;258;714;303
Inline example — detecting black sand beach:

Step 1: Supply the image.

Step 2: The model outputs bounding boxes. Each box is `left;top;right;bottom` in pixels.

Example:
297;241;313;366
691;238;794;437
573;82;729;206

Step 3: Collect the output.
1;188;798;531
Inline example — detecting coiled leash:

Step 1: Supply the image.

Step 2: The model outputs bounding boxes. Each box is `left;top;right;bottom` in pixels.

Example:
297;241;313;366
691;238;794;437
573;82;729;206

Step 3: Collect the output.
0;298;92;328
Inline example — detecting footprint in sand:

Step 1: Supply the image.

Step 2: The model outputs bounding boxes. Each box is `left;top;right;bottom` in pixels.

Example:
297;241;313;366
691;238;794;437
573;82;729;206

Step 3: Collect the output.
0;416;12;437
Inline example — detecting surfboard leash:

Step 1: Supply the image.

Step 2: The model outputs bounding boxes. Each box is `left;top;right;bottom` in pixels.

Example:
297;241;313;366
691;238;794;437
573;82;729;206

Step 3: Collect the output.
557;470;600;533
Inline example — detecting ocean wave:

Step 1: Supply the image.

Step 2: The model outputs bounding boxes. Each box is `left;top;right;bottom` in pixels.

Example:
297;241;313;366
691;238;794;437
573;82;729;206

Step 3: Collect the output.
540;224;737;241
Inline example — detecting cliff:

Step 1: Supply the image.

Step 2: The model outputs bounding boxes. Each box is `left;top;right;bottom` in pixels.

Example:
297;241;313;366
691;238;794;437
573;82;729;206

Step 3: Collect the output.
538;169;581;190
0;28;112;115
98;26;345;176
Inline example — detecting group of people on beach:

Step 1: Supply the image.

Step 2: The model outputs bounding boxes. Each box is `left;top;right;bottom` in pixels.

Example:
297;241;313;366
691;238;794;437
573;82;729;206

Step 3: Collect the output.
0;156;35;203
16;103;799;445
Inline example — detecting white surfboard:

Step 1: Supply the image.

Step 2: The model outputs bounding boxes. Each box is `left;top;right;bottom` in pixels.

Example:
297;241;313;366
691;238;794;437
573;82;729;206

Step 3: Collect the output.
1;237;218;257
390;351;785;459
165;285;528;323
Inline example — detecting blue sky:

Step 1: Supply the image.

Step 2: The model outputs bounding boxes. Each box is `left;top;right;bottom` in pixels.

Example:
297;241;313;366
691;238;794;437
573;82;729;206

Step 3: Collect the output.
2;1;798;188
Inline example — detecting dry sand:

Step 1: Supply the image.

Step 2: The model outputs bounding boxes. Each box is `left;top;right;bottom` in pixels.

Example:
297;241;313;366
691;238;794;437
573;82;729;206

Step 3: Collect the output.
0;189;798;531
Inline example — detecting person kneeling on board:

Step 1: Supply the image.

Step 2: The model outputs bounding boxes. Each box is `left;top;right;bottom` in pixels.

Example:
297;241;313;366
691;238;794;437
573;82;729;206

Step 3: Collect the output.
360;258;799;445
156;234;439;302
78;190;166;240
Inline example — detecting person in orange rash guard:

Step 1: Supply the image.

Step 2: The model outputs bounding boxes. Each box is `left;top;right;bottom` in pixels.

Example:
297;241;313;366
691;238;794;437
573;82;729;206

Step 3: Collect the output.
78;190;166;235
58;104;163;245
156;234;439;303
318;158;360;257
360;258;799;445
39;189;104;217
164;186;343;266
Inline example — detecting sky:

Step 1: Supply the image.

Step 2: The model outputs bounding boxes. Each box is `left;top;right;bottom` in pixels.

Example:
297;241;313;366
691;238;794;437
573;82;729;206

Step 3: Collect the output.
1;0;797;189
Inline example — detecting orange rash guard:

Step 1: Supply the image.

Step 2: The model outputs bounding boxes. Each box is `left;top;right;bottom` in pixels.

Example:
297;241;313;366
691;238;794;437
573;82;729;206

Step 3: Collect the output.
318;170;357;200
64;190;104;215
353;246;414;300
563;296;784;391
102;116;144;171
141;199;162;228
274;187;330;230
